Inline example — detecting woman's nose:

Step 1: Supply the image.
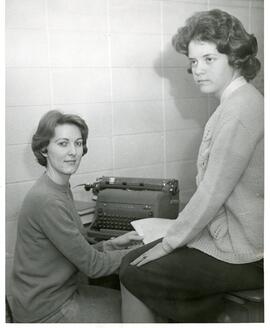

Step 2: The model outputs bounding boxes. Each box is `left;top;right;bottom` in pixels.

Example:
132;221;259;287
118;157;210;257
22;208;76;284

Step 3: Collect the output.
68;143;77;155
194;61;206;76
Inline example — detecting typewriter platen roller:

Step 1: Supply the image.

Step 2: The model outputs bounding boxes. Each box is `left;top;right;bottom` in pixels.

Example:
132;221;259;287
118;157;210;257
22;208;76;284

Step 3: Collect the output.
86;176;179;240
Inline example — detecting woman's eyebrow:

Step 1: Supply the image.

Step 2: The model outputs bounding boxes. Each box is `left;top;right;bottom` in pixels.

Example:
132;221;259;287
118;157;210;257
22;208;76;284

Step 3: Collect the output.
55;137;69;141
202;53;218;57
188;53;218;59
55;137;83;141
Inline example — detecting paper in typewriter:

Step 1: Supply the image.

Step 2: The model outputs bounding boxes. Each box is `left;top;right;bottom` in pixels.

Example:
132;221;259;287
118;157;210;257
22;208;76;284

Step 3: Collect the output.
131;218;175;244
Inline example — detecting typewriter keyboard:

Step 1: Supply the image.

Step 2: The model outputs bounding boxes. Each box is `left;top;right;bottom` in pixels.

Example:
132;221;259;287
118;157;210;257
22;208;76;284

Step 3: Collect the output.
91;216;135;231
88;215;140;239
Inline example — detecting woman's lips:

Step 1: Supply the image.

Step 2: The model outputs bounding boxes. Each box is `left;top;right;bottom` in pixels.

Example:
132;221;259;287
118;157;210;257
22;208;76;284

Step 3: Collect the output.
197;79;211;84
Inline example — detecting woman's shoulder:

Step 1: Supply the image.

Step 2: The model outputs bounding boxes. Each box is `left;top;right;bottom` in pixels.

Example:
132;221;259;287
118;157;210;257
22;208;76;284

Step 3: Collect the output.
237;82;262;99
221;83;263;125
23;175;63;210
227;83;263;110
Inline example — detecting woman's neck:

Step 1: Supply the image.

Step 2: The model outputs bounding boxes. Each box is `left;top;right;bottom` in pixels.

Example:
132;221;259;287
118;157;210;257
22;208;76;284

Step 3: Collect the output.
219;75;247;103
215;72;241;101
46;168;70;186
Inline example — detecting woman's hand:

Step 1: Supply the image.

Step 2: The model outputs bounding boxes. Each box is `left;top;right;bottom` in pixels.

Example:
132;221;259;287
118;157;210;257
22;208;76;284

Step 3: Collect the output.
105;231;144;251
130;242;168;266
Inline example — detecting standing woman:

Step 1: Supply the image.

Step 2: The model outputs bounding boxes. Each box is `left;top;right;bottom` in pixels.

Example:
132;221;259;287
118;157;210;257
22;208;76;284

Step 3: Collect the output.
120;9;264;323
11;110;142;323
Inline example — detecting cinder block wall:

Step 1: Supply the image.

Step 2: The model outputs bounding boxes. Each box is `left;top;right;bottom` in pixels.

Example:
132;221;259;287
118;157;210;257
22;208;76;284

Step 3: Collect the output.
6;0;264;297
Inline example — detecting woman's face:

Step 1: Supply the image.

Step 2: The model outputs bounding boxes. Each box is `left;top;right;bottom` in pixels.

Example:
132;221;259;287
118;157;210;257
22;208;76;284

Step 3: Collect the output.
45;123;84;184
188;40;238;98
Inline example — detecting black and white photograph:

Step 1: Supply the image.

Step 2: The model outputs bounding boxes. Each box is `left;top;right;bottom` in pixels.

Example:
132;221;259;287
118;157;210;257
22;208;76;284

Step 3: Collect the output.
3;0;267;324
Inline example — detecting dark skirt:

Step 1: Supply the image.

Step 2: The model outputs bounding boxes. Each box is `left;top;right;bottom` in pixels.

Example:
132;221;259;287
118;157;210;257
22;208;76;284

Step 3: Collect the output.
119;239;263;323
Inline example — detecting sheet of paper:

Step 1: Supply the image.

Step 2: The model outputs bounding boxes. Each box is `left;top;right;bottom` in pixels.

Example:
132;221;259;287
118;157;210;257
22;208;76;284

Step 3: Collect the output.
131;218;175;244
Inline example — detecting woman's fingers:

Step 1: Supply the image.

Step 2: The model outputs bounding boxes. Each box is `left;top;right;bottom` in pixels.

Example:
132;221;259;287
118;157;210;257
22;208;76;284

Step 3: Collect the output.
126;231;144;241
131;252;149;266
130;242;167;266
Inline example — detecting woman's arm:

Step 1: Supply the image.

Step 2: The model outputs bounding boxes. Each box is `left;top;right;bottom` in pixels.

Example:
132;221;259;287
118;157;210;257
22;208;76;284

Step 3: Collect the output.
162;116;261;252
39;200;128;278
130;116;261;266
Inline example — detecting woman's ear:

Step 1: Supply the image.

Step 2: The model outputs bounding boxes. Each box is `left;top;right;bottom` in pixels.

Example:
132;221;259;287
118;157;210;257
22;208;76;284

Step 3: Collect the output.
40;149;48;157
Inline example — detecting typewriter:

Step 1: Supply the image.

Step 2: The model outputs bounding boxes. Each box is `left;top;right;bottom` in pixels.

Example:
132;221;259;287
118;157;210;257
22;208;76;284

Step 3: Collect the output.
83;176;179;240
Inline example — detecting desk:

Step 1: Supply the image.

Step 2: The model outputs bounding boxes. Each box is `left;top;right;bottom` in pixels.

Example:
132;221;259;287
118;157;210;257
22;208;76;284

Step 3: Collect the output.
74;200;120;290
74;200;95;225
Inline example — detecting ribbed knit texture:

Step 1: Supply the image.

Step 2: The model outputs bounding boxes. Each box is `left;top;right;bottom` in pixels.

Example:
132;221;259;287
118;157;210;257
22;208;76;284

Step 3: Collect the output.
11;174;128;322
162;80;264;264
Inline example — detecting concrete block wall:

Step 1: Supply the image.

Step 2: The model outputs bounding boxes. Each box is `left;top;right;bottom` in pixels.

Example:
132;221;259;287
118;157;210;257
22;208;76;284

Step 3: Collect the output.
6;0;264;297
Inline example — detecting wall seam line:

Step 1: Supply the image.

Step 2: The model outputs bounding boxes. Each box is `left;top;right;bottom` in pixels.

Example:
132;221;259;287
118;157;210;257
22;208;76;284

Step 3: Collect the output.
106;0;115;176
160;0;167;179
44;0;54;109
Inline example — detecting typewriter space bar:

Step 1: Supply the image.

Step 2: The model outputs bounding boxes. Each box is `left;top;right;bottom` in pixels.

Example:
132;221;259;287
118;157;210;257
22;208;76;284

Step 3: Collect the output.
88;228;132;240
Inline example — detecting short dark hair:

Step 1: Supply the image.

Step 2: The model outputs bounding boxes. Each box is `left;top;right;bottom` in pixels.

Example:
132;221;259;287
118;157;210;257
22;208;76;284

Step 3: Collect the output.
32;110;89;167
172;9;261;81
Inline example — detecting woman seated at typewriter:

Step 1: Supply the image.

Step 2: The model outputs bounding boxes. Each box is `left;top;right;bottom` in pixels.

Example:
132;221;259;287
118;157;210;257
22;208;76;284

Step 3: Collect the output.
120;9;263;323
11;110;143;323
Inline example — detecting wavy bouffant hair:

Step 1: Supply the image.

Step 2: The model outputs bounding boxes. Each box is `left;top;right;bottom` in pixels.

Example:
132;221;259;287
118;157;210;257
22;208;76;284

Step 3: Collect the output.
32;110;89;167
172;9;260;81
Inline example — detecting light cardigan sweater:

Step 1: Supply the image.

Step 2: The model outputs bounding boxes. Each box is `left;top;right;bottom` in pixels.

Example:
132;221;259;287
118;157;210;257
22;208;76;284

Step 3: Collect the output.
162;77;264;264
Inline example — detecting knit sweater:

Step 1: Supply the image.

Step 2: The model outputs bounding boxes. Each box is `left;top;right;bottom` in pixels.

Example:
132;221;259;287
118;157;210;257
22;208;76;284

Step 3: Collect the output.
11;174;129;322
162;78;264;264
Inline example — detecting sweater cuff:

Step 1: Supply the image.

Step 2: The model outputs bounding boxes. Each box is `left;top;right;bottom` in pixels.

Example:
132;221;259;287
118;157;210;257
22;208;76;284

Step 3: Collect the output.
93;240;106;252
161;238;174;253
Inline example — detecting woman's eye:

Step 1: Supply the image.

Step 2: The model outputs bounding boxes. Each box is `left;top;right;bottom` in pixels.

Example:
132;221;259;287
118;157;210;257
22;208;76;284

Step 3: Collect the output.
75;141;83;147
190;60;197;66
206;57;215;63
58;141;68;147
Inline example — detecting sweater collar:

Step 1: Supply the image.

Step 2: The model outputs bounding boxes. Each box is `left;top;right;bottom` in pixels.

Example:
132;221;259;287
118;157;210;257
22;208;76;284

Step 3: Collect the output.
220;76;247;104
42;173;70;193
